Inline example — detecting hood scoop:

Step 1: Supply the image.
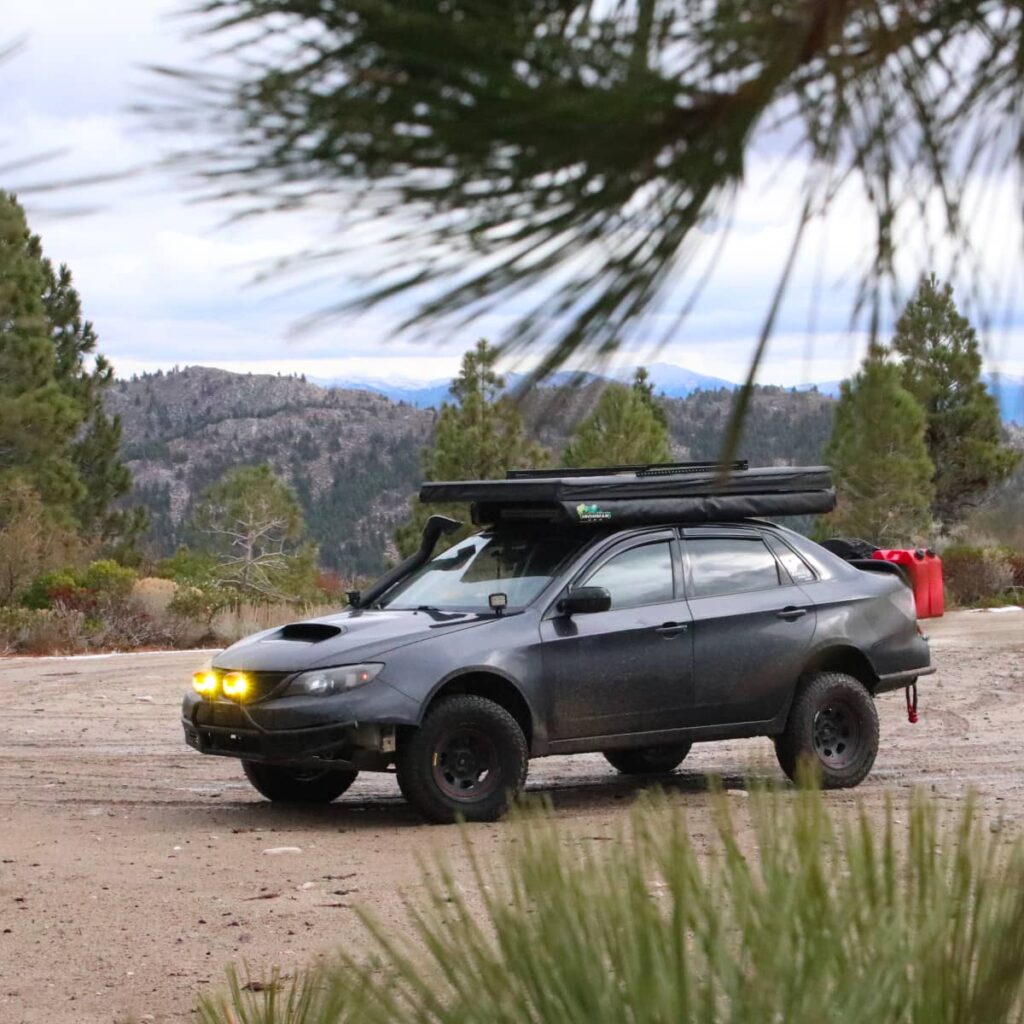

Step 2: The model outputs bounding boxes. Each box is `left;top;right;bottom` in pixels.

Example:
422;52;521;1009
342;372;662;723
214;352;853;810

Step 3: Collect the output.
273;622;344;643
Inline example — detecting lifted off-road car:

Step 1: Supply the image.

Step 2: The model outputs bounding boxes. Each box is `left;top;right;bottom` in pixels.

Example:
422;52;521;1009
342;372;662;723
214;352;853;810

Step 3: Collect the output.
183;462;934;823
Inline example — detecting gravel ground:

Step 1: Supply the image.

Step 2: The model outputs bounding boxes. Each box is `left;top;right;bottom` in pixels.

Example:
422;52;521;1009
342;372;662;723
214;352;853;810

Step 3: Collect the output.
0;610;1021;1023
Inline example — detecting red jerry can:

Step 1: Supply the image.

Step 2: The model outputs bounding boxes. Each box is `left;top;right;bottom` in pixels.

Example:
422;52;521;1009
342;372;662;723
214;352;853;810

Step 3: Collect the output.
925;550;944;618
871;549;944;619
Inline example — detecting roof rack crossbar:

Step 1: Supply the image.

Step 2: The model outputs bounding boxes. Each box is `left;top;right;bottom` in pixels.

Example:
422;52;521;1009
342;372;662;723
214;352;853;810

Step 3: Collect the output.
506;460;748;481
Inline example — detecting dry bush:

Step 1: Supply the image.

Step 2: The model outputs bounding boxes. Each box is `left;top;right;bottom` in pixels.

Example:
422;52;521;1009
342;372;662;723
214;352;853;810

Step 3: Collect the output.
1002;549;1024;589
211;601;339;645
0;607;89;656
942;546;1015;605
0;481;81;606
131;577;178;618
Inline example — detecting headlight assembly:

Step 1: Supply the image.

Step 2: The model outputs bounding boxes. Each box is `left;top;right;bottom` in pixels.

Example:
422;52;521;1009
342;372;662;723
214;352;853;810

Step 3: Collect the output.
284;663;383;697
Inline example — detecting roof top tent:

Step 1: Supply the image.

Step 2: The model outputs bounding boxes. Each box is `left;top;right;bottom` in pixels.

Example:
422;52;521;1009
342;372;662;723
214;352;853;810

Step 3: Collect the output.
419;461;836;529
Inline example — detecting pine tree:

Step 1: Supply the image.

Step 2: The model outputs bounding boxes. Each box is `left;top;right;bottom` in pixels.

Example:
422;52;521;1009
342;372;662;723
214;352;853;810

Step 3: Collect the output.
193;464;314;600
562;370;672;469
0;192;140;548
0;193;82;514
631;367;668;428
35;250;137;542
825;345;934;545
892;274;1019;526
394;340;549;557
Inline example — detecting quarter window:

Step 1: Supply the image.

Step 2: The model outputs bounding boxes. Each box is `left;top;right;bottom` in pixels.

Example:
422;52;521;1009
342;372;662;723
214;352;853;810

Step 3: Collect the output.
584;541;675;610
769;542;817;584
688;538;781;598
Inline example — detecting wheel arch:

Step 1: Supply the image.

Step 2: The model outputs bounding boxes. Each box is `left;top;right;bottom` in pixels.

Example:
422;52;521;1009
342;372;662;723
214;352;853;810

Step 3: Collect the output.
420;669;536;751
801;644;880;692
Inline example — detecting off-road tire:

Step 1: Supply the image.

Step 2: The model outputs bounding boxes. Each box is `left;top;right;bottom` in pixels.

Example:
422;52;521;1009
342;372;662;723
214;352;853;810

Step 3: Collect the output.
242;761;358;803
775;671;879;788
396;695;529;824
603;744;692;775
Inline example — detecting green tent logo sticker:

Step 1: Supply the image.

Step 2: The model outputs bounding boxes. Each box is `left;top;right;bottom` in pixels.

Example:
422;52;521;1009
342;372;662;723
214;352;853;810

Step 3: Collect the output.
576;502;612;522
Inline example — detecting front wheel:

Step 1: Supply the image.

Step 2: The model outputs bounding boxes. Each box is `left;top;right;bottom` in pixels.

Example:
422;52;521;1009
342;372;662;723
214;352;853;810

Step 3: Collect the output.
396;695;529;824
242;761;358;803
774;671;879;788
603;744;691;775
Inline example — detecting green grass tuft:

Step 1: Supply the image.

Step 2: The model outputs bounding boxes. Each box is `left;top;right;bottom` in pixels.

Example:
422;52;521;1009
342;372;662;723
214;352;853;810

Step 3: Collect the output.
198;786;1024;1023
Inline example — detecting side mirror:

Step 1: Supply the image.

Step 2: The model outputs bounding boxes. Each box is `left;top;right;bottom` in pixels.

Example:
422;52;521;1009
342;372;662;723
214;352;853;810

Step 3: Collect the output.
558;586;612;616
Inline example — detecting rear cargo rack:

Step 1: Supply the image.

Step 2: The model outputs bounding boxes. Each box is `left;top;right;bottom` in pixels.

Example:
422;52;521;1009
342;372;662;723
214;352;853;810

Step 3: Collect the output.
506;460;748;480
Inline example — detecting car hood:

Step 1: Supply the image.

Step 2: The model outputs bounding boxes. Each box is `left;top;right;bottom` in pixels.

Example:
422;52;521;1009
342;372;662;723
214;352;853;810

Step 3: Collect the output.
212;607;498;672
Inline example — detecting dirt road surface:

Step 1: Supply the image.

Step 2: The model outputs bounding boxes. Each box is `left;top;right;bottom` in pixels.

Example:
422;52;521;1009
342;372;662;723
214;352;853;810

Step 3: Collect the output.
1;611;1022;1023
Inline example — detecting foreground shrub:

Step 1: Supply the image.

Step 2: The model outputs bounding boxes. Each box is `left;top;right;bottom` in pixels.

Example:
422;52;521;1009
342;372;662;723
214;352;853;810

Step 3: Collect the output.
199;788;1024;1024
942;545;1015;605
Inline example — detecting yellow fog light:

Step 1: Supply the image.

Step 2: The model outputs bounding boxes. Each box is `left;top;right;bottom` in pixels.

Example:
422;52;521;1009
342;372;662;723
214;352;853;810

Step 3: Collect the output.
192;670;219;697
222;672;250;700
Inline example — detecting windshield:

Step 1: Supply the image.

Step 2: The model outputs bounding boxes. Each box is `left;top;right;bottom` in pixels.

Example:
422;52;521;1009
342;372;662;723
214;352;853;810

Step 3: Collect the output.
380;532;585;613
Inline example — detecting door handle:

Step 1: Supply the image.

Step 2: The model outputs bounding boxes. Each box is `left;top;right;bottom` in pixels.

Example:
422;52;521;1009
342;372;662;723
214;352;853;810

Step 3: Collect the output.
777;607;808;621
655;622;689;637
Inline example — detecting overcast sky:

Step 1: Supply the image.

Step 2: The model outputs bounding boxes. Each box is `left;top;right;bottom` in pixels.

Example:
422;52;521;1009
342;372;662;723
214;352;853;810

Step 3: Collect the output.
6;1;1024;387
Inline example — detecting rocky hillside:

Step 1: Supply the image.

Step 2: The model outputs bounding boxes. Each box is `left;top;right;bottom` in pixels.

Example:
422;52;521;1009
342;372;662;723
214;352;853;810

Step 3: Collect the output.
108;367;837;575
107;367;434;574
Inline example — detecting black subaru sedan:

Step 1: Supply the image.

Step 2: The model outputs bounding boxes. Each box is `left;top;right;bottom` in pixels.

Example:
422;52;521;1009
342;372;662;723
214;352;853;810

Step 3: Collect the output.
183;464;933;823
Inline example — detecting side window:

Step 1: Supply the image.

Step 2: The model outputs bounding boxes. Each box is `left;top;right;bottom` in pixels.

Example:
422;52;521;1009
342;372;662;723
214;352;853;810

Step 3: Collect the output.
584;541;675;610
688;538;781;598
766;537;817;584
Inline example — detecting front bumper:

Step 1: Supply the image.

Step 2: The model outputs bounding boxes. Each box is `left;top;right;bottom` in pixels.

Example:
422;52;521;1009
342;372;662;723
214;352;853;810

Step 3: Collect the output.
182;679;421;767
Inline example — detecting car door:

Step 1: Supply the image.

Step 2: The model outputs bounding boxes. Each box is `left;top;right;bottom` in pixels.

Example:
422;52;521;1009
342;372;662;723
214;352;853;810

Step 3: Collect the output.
682;529;816;727
540;531;694;740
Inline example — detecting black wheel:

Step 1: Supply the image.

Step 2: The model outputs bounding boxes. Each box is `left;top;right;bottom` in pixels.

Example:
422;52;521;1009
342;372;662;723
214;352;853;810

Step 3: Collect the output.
242;761;358;803
396;695;529;824
775;671;879;788
603;743;691;775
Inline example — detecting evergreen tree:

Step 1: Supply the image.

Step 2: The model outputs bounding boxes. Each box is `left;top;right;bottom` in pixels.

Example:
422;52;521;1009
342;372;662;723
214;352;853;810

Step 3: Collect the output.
193;464;315;600
562;371;672;469
36;250;138;542
395;340;549;557
825;345;934;545
631;367;668;429
0;192;140;546
892;275;1020;526
0;192;82;513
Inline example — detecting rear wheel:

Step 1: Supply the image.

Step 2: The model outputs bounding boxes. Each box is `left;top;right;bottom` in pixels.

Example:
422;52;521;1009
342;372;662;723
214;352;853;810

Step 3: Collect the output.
603;744;691;775
242;761;358;803
396;695;529;824
775;671;879;788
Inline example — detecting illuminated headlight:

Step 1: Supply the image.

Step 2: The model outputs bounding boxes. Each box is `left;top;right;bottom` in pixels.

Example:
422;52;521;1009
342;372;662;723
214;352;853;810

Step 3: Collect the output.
284;664;383;697
222;672;250;699
192;669;219;697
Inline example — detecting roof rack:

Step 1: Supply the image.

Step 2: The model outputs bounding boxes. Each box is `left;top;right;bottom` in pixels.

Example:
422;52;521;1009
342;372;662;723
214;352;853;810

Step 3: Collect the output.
506;460;748;480
419;463;836;528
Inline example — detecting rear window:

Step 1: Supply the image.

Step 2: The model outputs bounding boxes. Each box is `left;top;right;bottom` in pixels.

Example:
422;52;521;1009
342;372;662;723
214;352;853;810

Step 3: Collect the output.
688;537;781;598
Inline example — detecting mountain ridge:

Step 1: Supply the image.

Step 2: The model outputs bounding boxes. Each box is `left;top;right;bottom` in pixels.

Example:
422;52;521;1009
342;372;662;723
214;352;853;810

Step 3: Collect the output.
107;366;837;574
311;363;1021;421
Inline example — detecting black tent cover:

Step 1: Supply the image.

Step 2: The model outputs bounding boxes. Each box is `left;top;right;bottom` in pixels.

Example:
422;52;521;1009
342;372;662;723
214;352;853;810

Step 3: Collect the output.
419;464;836;528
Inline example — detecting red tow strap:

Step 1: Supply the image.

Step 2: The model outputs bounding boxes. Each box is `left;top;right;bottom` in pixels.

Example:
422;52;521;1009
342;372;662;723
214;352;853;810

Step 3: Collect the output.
905;683;919;724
